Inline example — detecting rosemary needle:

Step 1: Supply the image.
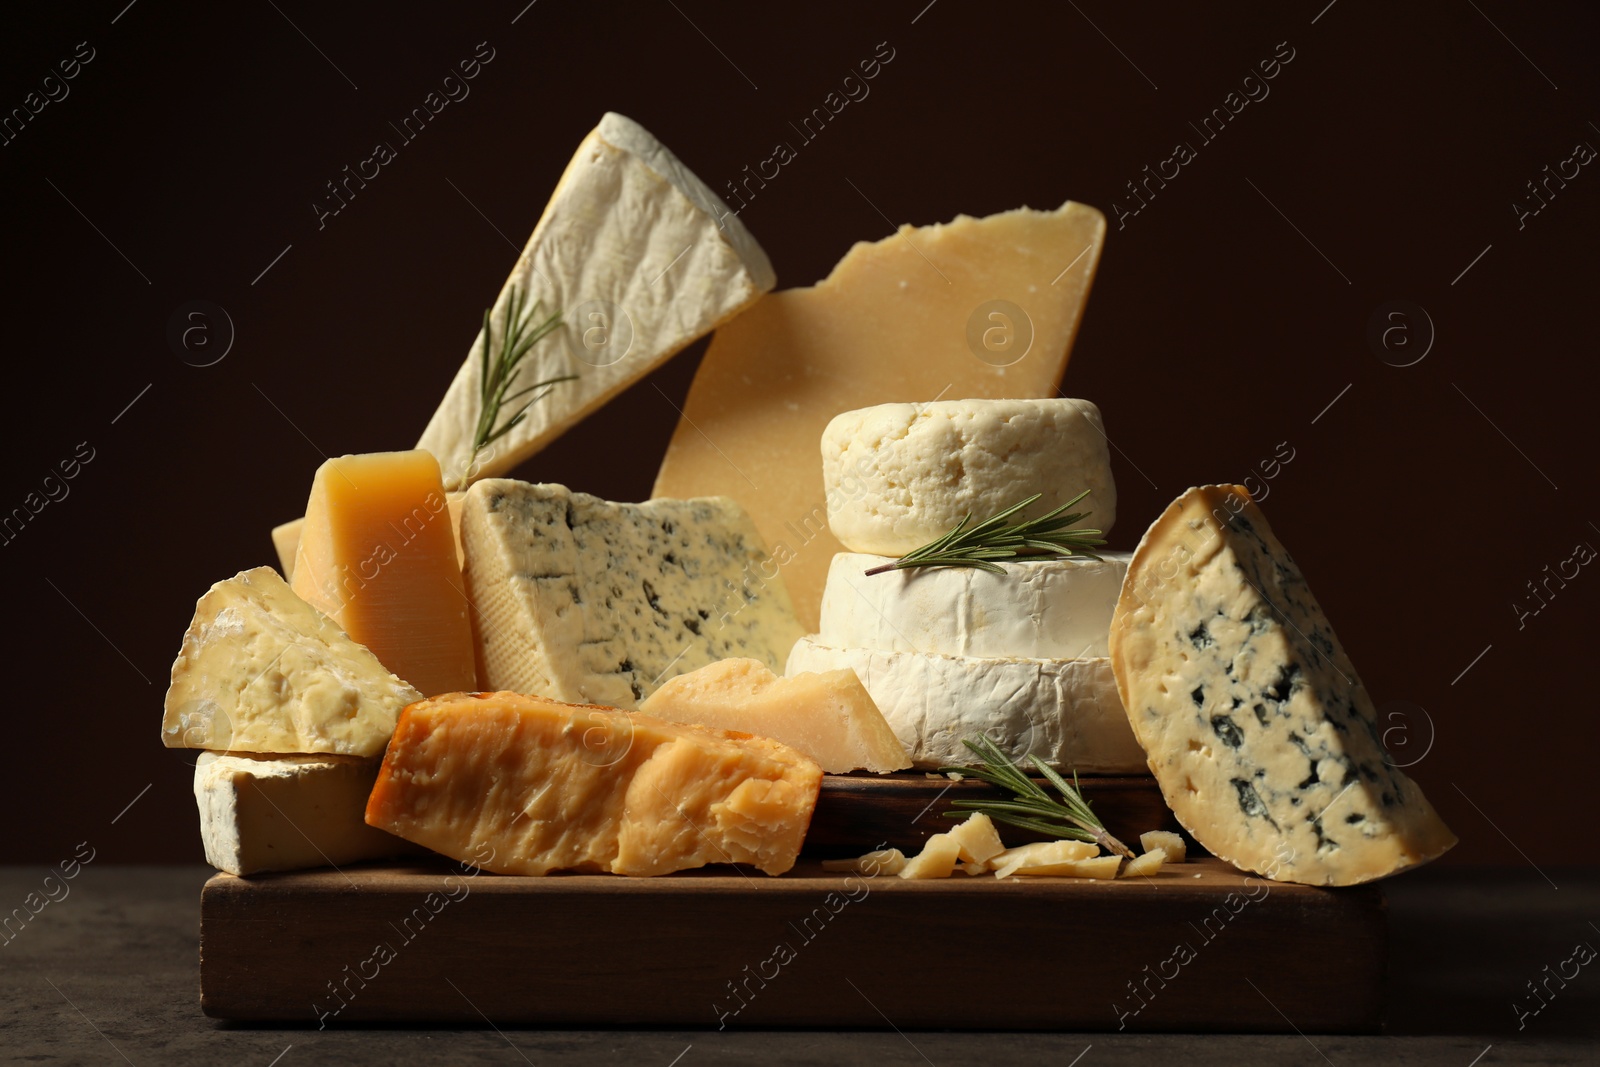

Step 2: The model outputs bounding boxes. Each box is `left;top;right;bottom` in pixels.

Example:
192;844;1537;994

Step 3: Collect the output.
939;735;1134;858
863;491;1105;576
470;281;575;460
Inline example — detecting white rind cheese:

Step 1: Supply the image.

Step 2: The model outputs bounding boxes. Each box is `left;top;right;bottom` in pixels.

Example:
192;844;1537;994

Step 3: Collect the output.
785;635;1145;772
821;398;1116;556
195;752;414;876
161;567;422;757
1109;485;1456;886
819;551;1129;659
417;112;775;489
461;480;804;707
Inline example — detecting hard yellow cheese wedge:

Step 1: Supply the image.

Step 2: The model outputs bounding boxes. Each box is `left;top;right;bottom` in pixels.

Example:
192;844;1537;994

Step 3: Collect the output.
653;202;1106;628
292;450;476;696
638;658;909;773
365;691;822;876
273;492;467;581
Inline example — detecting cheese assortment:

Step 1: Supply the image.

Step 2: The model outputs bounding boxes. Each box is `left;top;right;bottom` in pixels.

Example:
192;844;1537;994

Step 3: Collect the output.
1109;485;1456;886
653;203;1107;629
364;691;821;876
154;108;1456;897
459;479;803;706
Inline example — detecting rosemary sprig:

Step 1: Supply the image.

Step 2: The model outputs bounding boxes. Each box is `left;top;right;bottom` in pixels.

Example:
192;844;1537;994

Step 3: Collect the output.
471;282;575;458
863;491;1105;576
939;735;1134;858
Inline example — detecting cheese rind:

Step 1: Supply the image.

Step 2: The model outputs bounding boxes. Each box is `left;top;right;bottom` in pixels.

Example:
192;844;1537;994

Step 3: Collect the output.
161;567;421;757
460;480;803;708
364;691;821;876
638;658;909;773
1109;485;1457;886
418;112;774;489
822;398;1116;555
819;551;1129;660
291;451;476;696
653;202;1107;628
194;752;412;876
786;636;1145;772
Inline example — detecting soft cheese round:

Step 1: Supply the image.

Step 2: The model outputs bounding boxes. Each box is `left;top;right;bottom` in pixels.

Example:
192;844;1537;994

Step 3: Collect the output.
786;636;1145;772
821;398;1116;556
819;551;1130;659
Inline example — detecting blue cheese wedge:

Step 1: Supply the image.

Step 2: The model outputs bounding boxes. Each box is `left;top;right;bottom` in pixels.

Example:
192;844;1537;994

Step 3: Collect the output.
1109;485;1456;886
461;480;804;707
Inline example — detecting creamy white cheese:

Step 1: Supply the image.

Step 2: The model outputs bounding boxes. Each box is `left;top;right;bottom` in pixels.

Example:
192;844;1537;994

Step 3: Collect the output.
417;112;775;489
821;398;1116;556
786;635;1144;772
819;551;1129;659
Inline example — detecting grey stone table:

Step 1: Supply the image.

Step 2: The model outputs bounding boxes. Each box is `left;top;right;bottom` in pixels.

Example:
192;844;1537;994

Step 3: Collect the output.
1;865;1595;1065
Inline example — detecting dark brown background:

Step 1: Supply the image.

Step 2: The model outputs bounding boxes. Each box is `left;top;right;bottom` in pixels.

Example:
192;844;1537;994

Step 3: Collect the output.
3;1;1593;866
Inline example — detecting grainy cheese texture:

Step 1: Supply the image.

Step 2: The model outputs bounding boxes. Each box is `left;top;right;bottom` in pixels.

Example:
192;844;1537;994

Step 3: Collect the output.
417;112;774;489
820;551;1129;660
786;636;1144;772
1109;485;1456;886
638;657;910;773
460;480;803;707
291;451;476;696
194;752;412;876
365;691;822;876
161;567;421;757
822;398;1116;555
653;202;1106;628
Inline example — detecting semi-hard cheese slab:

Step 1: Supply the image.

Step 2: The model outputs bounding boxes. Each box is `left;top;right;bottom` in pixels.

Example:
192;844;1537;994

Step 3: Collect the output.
161;567;421;758
787;636;1145;772
460;479;803;706
418;112;775;489
653;202;1106;628
291;451;475;696
365;691;822;876
199;857;1384;1030
820;550;1130;660
274;492;467;581
1110;485;1456;886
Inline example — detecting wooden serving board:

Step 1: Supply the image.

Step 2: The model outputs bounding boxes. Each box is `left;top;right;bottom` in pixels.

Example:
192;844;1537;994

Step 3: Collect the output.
807;772;1176;856
200;858;1385;1031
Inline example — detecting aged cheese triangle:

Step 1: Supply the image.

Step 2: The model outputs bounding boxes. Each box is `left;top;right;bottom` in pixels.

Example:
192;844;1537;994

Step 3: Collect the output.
161;567;421;757
417;112;775;488
651;201;1105;628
